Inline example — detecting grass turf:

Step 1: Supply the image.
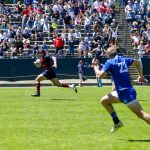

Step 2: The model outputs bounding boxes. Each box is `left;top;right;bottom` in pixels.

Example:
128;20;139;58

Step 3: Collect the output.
0;86;150;150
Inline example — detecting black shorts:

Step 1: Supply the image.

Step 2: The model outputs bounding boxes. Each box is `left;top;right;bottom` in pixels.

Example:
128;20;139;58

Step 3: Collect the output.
42;69;56;80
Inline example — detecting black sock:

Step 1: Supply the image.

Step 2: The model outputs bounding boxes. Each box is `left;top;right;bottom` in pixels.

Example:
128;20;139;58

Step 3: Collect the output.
111;112;120;124
113;117;120;124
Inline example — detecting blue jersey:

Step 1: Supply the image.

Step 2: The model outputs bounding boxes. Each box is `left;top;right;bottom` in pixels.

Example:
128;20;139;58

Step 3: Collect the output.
102;55;134;95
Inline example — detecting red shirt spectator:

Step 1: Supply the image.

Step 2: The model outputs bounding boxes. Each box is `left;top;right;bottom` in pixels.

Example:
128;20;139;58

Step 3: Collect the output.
28;5;33;14
54;36;64;48
98;2;107;13
22;8;29;16
35;7;44;14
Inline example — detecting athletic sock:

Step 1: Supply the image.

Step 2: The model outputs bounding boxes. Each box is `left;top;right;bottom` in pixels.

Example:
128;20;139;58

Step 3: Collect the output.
111;112;120;124
36;82;40;94
61;83;69;88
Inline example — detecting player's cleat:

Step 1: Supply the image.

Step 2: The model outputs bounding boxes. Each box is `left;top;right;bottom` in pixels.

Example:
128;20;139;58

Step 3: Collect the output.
72;84;78;93
31;92;40;97
110;121;123;132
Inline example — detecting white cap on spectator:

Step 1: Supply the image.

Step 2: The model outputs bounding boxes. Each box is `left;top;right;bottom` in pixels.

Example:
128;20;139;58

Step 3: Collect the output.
25;27;28;30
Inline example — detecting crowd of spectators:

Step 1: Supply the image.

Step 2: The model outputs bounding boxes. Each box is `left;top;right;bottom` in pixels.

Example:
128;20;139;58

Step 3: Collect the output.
0;0;119;58
124;0;150;58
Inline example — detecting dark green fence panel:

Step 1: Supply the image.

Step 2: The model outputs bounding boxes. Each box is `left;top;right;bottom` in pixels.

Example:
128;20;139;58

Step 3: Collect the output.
0;58;149;81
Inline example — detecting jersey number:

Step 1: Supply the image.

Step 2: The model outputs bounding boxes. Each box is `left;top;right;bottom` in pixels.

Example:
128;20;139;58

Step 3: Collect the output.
118;62;128;73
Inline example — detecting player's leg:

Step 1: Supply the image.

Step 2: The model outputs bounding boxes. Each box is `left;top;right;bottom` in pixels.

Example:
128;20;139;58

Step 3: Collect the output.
51;78;77;93
100;91;123;132
31;74;47;96
127;101;150;125
78;73;83;87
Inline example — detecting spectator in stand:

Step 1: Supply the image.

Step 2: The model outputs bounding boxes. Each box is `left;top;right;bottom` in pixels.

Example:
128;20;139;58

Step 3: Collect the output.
84;33;92;45
52;1;63;12
74;29;81;45
67;1;75;20
82;12;92;36
51;19;58;31
3;6;11;16
68;29;75;41
22;5;29;28
125;0;133;15
32;42;39;58
77;38;87;58
14;36;23;56
144;28;150;40
98;0;107;17
126;8;135;24
0;29;7;42
92;44;103;57
93;0;100;11
13;6;22;21
53;34;64;56
23;39;31;57
131;31;141;49
78;2;85;14
41;40;49;55
61;30;67;47
31;26;38;41
8;26;16;44
73;2;79;16
22;27;30;45
23;0;32;5
144;40;150;55
0;0;5;14
75;14;82;31
109;23;119;45
93;21;101;38
63;12;72;30
140;3;147;21
10;43;17;57
68;37;75;55
133;1;140;15
59;6;67;25
0;40;9;57
137;40;145;55
139;20;146;35
0;15;9;31
52;10;60;23
141;31;148;45
130;21;139;32
26;16;34;30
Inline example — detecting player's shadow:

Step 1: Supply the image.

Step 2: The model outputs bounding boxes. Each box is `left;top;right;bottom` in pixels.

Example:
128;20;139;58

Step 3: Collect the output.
128;139;150;142
138;99;149;101
119;139;150;142
51;98;75;101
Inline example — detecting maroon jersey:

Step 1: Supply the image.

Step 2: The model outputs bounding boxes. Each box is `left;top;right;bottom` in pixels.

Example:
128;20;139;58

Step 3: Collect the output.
40;55;54;70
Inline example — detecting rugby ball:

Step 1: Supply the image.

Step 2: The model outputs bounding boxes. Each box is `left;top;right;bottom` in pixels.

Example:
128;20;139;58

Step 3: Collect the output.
34;59;41;68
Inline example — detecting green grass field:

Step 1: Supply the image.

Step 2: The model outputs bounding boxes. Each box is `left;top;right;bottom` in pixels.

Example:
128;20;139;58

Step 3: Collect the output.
0;86;150;150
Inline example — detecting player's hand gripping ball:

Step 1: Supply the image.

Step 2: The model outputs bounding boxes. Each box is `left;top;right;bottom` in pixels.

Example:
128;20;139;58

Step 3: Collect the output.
92;58;98;67
137;76;148;84
34;59;41;68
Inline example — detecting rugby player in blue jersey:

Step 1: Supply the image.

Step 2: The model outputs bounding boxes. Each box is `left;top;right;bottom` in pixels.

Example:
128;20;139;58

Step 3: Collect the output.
31;50;77;97
92;46;150;132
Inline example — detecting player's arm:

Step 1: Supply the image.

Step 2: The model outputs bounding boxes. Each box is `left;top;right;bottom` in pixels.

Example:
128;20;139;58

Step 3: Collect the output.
131;59;148;83
93;65;106;79
92;58;107;79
